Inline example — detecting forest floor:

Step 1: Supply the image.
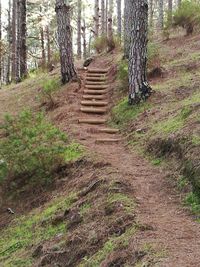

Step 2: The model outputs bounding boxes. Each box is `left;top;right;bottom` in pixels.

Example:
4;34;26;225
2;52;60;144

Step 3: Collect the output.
0;33;200;266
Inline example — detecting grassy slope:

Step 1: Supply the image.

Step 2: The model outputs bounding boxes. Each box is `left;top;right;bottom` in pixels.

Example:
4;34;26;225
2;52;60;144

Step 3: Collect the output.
112;34;200;216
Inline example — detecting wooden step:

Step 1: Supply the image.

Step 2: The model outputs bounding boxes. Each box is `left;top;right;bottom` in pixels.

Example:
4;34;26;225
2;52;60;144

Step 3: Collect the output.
81;101;108;107
86;77;107;81
80;107;107;114
98;128;119;134
83;89;108;95
78;118;106;124
85;85;108;89
88;68;109;74
83;95;107;100
86;81;108;86
86;73;107;78
95;138;121;144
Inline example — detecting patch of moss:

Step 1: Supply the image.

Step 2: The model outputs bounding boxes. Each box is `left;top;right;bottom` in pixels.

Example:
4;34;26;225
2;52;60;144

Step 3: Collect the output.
0;193;77;266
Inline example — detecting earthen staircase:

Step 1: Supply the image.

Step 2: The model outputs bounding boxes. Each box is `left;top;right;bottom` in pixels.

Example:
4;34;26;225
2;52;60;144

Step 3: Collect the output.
78;68;121;144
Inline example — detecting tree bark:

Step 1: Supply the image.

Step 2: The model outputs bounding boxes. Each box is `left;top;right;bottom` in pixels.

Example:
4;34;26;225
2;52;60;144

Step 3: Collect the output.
46;26;51;66
16;0;20;82
117;0;122;39
108;0;113;42
0;0;1;87
168;0;173;26
158;0;164;30
77;0;82;59
81;20;87;60
101;0;106;35
55;0;76;84
124;0;134;59
94;0;99;37
149;0;154;28
128;0;152;104
19;0;27;78
11;0;17;82
6;0;11;84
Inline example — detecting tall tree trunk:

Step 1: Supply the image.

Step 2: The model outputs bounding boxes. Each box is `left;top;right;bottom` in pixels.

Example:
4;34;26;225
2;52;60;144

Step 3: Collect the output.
40;26;46;68
55;0;76;84
124;0;134;59
168;0;173;26
177;0;181;8
94;0;99;37
105;0;108;36
46;26;51;66
149;0;154;28
158;0;164;30
117;0;122;40
0;0;2;87
11;0;17;82
108;0;113;43
77;0;82;59
128;0;152;104
20;0;27;78
6;0;11;84
81;19;87;60
101;0;106;35
16;0;20;82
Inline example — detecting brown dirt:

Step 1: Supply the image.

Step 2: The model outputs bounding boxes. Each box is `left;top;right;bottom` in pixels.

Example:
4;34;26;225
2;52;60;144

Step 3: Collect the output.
48;58;200;266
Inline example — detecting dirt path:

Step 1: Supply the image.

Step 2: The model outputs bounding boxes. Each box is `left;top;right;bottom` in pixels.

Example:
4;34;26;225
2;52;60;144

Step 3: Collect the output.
68;67;200;266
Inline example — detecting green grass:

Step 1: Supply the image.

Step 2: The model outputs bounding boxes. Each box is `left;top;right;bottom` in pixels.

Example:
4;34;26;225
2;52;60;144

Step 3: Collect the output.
184;192;200;220
0;193;77;266
111;97;151;128
107;192;135;213
64;142;84;162
192;135;200;145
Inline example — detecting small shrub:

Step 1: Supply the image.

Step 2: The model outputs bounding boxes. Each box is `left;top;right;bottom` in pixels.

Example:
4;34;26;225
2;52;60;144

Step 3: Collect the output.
173;1;200;35
40;78;61;109
147;42;161;71
92;35;108;54
0;110;81;185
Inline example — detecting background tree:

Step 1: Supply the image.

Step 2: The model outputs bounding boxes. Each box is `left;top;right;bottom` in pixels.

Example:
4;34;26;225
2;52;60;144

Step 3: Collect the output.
77;0;82;59
128;0;152;104
158;0;164;30
117;0;122;40
55;0;76;84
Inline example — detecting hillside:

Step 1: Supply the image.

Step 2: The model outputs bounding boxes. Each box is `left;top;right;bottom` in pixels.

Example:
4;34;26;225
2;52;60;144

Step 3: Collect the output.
0;33;200;267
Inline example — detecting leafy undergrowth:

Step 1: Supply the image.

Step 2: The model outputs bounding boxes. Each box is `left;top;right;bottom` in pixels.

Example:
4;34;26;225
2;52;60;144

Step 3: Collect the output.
112;34;200;217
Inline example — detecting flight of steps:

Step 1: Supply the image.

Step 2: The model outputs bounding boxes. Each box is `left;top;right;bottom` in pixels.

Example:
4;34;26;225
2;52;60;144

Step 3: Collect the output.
78;68;121;144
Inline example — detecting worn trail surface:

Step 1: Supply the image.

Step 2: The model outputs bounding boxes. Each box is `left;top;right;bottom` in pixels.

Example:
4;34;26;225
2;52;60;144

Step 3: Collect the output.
69;66;200;266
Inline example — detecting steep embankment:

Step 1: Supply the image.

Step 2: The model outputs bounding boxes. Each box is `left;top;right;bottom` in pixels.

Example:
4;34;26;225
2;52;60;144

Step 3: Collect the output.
0;35;200;267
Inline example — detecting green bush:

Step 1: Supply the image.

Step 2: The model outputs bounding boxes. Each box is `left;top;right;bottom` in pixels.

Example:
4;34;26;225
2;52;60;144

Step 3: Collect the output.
0;110;81;184
92;35;108;53
173;1;200;35
118;60;128;91
40;78;61;109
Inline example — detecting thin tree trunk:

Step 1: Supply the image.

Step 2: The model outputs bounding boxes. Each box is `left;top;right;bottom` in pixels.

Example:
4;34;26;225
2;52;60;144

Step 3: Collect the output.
117;0;122;40
108;0;113;43
16;0;20;82
149;0;154;28
11;0;17;82
158;0;164;30
20;0;27;78
40;26;46;68
94;0;99;37
168;0;173;26
81;19;87;60
55;0;76;84
46;26;51;66
6;0;11;84
128;0;152;104
0;0;2;87
101;0;104;35
77;0;82;59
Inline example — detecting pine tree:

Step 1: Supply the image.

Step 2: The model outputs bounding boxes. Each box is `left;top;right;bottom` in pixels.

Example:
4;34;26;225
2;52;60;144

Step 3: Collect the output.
158;0;164;30
108;0;113;43
117;0;122;39
20;0;27;78
124;0;134;59
11;0;17;82
94;0;99;37
55;0;76;84
168;0;173;26
0;0;2;86
77;0;82;59
128;0;152;104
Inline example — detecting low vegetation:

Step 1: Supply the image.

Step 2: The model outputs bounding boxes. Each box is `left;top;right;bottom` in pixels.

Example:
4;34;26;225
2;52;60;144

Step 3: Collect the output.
0;110;82;186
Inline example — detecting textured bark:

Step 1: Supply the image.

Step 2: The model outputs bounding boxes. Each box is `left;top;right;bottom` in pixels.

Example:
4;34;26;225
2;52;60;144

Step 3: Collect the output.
149;0;154;28
16;0;20;82
117;0;122;39
40;26;46;68
128;0;152;104
94;0;99;37
177;0;181;7
46;26;51;66
19;0;27;78
0;0;2;86
11;0;17;81
108;0;113;42
101;0;106;35
168;0;173;26
55;0;76;84
158;0;164;30
105;0;108;36
124;0;134;59
81;20;87;60
6;0;11;84
77;0;82;59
